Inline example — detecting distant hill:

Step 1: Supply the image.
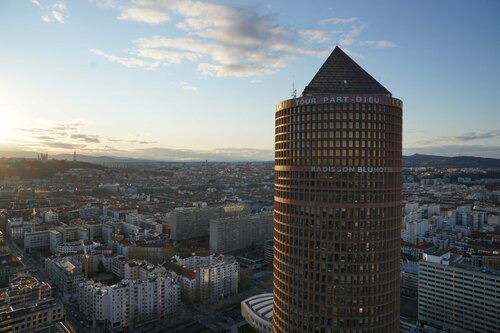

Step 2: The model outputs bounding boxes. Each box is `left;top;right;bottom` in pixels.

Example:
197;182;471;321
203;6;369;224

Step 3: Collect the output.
1;151;499;168
403;154;500;168
0;158;106;179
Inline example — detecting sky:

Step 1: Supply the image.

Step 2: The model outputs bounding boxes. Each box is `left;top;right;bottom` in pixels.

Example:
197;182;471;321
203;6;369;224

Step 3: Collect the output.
0;0;499;161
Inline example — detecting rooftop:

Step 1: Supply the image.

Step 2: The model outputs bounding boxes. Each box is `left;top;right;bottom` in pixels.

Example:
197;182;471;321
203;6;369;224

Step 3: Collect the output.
302;46;391;96
0;254;23;268
242;293;273;322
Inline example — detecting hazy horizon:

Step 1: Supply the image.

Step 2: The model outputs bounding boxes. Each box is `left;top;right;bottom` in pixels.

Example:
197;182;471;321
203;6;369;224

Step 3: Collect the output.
1;148;500;163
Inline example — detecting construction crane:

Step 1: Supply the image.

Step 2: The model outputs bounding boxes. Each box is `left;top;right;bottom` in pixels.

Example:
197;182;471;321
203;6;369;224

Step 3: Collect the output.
80;239;90;279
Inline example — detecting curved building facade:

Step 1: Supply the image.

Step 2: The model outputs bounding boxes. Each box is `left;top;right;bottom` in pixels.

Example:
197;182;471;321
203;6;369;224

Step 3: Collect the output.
272;47;402;333
241;293;273;333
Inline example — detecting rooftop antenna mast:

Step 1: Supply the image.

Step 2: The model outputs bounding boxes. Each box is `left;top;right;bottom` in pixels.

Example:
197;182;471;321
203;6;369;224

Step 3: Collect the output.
291;81;297;98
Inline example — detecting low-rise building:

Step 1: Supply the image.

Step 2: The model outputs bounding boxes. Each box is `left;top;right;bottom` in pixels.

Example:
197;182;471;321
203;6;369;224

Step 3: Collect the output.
44;210;59;223
0;273;64;333
6;218;31;241
241;293;273;333
44;256;84;299
401;241;434;259
0;254;23;288
24;230;51;254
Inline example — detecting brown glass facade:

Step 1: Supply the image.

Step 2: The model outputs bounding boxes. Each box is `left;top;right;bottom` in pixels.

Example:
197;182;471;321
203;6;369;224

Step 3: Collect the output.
273;94;402;333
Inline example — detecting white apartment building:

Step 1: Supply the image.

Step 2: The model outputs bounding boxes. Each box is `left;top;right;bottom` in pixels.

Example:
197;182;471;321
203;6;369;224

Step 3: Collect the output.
401;212;429;244
44;210;59;223
165;254;239;304
453;206;487;230
79;273;180;331
418;250;500;333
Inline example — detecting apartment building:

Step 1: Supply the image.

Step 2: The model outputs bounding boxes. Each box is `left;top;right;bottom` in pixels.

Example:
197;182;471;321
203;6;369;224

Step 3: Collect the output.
418;250;500;332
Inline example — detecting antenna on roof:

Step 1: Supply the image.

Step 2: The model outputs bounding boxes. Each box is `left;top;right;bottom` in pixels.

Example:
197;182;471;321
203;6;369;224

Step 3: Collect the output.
291;81;297;98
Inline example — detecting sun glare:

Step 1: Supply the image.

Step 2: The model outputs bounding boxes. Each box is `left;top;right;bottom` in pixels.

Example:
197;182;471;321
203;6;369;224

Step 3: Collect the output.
0;108;22;143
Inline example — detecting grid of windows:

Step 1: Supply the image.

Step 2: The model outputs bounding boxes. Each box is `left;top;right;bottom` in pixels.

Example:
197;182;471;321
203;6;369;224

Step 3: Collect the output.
418;261;500;333
275;104;401;167
273;99;402;333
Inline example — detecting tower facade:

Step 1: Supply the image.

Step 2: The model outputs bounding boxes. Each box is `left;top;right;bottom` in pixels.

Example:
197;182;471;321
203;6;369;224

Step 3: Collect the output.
272;47;402;333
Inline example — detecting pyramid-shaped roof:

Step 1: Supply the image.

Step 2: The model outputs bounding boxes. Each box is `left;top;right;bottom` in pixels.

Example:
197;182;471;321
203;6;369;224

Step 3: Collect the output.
302;47;391;96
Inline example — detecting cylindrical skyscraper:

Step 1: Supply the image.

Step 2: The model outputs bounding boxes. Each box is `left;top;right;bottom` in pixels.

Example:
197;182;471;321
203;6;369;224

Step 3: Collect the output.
273;47;402;333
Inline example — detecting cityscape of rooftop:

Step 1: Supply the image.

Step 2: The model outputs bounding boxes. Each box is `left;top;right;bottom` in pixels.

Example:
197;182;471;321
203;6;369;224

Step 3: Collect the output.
0;1;499;333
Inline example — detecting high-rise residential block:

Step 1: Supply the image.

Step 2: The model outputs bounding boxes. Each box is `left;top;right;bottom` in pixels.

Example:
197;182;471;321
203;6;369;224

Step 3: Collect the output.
209;211;273;253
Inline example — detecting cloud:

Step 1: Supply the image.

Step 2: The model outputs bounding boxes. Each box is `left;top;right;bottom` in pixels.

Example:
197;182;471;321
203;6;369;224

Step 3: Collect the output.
90;1;332;77
15;121;158;152
358;40;397;49
298;29;331;44
34;1;68;24
17;122;80;135
418;129;500;145
179;81;198;91
89;48;160;70
340;48;364;59
450;129;500;142
89;0;117;8
403;145;500;159
44;142;84;149
320;17;358;25
17;127;44;133
89;1;396;76
118;7;170;24
338;22;397;49
33;135;56;141
70;134;101;143
127;139;156;144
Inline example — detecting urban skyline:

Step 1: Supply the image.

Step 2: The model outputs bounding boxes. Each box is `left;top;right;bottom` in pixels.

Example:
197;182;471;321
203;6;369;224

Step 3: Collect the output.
1;0;500;160
0;2;499;332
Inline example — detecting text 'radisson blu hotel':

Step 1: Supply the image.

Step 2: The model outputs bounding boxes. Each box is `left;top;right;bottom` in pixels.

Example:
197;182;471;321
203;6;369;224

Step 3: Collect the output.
273;47;402;333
